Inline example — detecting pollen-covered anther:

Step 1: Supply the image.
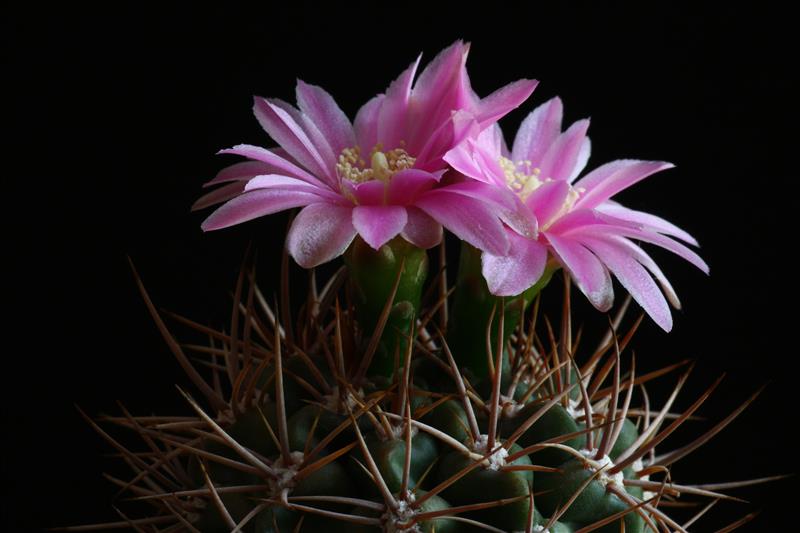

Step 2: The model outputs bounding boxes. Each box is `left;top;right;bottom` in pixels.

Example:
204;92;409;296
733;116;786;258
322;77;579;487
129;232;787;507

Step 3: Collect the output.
337;144;416;183
499;156;544;199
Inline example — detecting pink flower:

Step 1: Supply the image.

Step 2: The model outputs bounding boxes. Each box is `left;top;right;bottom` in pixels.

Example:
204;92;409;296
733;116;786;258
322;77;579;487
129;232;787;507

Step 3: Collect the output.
195;41;537;268
445;97;708;331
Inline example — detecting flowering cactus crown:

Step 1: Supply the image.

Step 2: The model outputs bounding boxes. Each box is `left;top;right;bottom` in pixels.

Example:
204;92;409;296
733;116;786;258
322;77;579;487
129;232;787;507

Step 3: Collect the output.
196;40;706;333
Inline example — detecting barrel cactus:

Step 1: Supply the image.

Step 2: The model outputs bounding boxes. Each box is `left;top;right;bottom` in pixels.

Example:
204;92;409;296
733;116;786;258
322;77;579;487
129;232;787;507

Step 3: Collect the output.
64;41;777;532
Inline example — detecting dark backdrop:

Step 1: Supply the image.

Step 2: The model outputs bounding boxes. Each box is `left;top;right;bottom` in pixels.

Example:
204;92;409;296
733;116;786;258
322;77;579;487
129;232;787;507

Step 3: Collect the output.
5;2;796;531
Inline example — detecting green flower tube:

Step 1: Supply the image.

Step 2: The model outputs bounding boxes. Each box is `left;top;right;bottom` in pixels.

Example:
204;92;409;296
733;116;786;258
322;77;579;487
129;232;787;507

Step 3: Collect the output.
447;243;556;380
345;237;428;378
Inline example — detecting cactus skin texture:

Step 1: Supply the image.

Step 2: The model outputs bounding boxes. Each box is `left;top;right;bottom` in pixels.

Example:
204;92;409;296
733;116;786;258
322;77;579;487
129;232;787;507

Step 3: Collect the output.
67;247;777;533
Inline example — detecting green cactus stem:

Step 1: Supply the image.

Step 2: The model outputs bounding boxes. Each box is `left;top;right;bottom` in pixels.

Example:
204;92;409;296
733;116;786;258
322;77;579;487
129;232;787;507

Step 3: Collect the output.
447;242;556;380
344;236;428;378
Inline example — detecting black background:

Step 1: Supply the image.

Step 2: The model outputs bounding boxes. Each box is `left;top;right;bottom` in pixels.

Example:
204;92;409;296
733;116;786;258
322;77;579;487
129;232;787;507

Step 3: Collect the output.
5;2;797;531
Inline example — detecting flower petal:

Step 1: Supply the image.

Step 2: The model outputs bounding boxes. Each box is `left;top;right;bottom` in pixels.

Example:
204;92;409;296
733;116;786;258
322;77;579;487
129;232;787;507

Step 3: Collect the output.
545;232;613;311
296;80;356;157
413;109;479;170
475;79;539;129
244;174;344;203
482;230;548;296
574;159;674;210
438;179;537;239
415;189;509;256
253;96;332;183
378;55;421;150
588;225;709;274
287;203;357;268
192;181;246;211
268;97;337;175
354;95;383;155
512;97;564;165
407;41;470;154
217;144;328;189
605;235;682;309
201;189;319;231
352;205;408;250
444;128;508;187
203;160;275;187
387;169;438;204
581;235;673;332
402;207;442;249
595;201;699;246
539;119;591;182
568;137;591;183
526;179;571;229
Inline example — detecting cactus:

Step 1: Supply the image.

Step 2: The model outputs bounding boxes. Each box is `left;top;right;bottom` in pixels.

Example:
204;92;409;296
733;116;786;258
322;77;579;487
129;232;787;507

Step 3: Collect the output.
61;42;781;532
61;249;775;533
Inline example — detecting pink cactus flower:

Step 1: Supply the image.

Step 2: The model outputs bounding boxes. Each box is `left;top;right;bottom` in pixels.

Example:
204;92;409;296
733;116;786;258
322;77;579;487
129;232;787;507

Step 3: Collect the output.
196;41;537;268
445;97;709;331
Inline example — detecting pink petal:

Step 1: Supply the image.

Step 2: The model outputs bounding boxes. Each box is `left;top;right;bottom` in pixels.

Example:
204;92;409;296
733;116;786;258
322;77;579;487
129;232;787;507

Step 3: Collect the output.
482;230;548;297
438;179;537;239
545;208;607;235
244;174;344;203
351;180;386;206
217;144;328;189
511;97;564;166
605;235;682;309
378;55;421;150
581;235;673;332
387;169;438;204
595;202;699;246
444;133;507;187
586;225;709;274
402;207;442;249
574;159;674;210
415;189;509;256
287;203;357;268
545;232;613;311
268;97;337;173
192;181;246;211
475;79;539;129
252;97;332;184
203;161;274;188
352;205;408;250
201;189;319;231
407;41;470;154
526;179;571;229
538;119;591;182
568;137;591;183
295;80;356;157
354;95;383;156
413;109;479;170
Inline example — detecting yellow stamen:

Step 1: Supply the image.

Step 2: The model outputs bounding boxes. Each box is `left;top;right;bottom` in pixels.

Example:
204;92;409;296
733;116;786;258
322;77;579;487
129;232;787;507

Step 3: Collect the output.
499;156;585;230
336;145;416;184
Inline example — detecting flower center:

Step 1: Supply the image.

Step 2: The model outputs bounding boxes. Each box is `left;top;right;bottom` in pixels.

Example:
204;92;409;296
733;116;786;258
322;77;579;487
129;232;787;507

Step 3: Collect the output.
499;156;584;229
337;144;416;183
499;156;545;200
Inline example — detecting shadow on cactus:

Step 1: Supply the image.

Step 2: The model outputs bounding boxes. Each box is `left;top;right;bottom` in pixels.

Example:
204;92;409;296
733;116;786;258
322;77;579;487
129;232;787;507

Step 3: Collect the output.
60;41;785;531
